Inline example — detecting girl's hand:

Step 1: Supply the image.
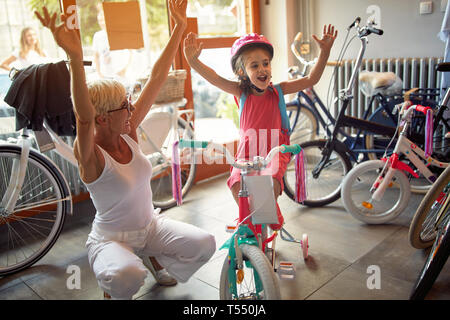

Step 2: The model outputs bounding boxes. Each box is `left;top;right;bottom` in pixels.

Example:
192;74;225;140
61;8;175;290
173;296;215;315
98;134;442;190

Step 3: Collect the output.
312;24;338;52
35;7;83;60
183;32;203;62
168;0;187;28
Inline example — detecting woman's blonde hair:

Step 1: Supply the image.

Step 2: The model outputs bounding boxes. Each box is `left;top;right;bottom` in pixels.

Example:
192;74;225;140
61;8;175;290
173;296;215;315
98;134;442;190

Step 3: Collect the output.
87;79;127;116
19;27;45;59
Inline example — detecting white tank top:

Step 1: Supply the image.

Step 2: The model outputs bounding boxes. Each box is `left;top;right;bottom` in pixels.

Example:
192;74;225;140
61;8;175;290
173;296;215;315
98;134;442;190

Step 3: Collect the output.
84;134;153;232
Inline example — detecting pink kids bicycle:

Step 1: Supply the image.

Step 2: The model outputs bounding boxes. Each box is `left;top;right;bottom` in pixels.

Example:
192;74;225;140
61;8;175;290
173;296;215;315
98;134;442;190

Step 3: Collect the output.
178;139;308;300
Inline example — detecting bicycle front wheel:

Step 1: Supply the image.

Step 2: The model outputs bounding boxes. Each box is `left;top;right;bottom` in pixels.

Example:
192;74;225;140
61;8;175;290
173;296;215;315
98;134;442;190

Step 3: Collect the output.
0;145;70;276
150;118;197;210
341;160;411;224
410;214;450;300
283;139;352;207
219;244;281;300
409;166;450;249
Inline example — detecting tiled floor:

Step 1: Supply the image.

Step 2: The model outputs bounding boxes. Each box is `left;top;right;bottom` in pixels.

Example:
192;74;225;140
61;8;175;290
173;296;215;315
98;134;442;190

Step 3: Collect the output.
1;174;449;300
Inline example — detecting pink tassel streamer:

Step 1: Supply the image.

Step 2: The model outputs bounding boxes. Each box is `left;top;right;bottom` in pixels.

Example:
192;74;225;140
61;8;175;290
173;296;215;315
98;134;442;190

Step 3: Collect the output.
424;109;433;158
295;149;307;203
172;141;182;206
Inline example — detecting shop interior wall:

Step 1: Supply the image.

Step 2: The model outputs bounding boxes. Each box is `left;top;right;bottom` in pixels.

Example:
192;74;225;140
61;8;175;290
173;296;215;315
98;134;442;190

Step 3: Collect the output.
259;0;446;100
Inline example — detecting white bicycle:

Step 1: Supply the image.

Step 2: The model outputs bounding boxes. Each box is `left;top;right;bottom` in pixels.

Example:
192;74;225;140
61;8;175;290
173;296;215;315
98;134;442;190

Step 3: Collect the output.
341;102;449;224
0;80;195;276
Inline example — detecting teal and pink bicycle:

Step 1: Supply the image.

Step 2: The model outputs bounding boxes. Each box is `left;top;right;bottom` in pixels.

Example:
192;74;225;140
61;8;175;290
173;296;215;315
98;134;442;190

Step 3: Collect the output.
178;139;308;300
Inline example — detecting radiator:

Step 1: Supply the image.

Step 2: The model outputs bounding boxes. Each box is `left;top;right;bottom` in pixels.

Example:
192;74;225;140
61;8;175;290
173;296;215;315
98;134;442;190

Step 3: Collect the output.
333;57;444;120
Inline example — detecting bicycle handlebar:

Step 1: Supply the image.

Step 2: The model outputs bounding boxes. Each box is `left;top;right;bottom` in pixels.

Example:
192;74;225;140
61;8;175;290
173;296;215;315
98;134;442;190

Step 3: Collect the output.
178;139;302;171
291;18;383;70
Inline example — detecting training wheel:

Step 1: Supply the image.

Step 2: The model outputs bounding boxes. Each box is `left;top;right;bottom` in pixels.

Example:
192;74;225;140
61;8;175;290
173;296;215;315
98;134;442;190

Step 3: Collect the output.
301;233;309;260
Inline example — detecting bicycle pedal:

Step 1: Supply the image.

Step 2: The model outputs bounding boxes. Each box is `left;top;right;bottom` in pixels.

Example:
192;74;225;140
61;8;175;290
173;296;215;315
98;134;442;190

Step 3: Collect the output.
277;261;296;280
226;224;237;233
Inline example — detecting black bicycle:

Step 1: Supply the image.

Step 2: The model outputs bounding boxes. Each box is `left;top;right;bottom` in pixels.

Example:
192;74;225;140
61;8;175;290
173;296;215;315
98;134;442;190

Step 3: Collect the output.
284;19;443;207
409;165;450;300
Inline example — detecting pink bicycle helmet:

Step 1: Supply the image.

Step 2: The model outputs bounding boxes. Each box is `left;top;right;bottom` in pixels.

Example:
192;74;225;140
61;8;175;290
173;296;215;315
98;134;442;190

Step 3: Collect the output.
230;33;274;73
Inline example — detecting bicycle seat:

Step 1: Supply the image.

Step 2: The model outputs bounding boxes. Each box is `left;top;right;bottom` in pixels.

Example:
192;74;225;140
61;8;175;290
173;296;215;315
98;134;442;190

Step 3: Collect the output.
359;71;402;97
437;62;450;72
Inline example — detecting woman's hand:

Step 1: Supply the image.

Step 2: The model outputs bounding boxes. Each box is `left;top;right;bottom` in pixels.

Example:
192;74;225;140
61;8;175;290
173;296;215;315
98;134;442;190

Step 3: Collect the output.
183;32;203;63
35;7;83;61
312;24;338;53
168;0;187;28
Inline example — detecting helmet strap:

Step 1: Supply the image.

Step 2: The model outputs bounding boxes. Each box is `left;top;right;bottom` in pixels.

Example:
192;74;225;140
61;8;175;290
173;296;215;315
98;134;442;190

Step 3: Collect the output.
250;83;265;93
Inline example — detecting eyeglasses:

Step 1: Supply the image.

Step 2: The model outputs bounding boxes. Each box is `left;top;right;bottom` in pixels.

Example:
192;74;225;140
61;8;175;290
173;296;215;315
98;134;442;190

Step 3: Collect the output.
107;94;133;113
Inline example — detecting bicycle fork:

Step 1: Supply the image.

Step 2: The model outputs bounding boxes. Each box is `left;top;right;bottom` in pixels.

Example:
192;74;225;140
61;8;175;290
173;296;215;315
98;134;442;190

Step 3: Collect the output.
1;132;32;214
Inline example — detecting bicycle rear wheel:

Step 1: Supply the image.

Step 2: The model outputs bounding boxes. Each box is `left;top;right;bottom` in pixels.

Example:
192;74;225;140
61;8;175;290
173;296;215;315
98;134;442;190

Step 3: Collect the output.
150;118;196;210
283;139;352;207
341;160;410;224
0;145;71;276
410;214;450;300
409;166;450;249
219;244;281;300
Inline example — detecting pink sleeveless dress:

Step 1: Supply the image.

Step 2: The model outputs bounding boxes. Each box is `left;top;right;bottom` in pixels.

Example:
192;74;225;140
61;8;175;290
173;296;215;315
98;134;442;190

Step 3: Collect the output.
227;87;291;193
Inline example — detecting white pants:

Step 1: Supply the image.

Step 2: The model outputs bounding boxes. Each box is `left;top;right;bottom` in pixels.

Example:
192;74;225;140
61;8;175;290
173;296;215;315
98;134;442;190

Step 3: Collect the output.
86;215;216;299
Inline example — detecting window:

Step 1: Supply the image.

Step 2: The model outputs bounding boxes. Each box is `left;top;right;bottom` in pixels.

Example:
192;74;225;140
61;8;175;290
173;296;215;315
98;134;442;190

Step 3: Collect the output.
76;0;170;86
183;0;260;142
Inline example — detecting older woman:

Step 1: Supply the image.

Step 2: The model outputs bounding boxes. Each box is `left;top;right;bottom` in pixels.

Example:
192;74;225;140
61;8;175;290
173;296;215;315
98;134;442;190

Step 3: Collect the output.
35;0;215;300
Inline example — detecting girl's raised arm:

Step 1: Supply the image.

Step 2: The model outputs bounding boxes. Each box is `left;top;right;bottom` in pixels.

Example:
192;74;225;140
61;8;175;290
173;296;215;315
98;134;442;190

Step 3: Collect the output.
184;32;240;97
281;24;337;95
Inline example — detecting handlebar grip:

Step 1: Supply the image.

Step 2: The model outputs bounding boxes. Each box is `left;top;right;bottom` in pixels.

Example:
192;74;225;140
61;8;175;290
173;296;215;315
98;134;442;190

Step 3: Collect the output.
368;27;383;35
415;105;432;114
178;139;209;149
281;144;302;155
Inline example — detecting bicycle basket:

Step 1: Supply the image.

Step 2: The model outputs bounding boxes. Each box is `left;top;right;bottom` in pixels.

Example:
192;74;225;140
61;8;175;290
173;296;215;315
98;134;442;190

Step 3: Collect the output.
154;69;187;103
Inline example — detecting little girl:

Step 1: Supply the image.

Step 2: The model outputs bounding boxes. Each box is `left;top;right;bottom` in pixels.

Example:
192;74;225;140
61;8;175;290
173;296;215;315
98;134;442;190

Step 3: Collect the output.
184;26;337;229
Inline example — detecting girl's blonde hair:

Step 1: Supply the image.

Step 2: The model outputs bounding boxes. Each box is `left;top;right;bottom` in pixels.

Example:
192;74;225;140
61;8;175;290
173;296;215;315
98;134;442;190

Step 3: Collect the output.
87;79;127;116
19;27;45;59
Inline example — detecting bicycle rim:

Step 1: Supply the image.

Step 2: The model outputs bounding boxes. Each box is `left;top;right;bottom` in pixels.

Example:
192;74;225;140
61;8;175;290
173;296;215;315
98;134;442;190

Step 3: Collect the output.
410;214;450;300
0;146;69;276
150;119;196;210
342;160;410;224
219;244;280;300
409;166;450;249
284;140;352;207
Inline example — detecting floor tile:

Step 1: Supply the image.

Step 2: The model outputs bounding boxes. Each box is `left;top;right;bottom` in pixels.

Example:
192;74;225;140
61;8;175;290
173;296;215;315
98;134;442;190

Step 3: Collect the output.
1;174;449;300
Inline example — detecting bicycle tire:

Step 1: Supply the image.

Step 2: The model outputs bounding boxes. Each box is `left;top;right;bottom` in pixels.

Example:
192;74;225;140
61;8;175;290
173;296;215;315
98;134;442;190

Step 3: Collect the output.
219;243;281;300
283;139;352;207
150;118;197;210
341;160;411;224
410;214;450;300
409;166;450;249
286;102;319;145
0;145;70;276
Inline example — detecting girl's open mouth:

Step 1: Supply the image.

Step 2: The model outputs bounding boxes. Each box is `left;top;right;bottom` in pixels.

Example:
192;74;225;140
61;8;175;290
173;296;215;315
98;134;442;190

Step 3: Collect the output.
258;75;268;82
